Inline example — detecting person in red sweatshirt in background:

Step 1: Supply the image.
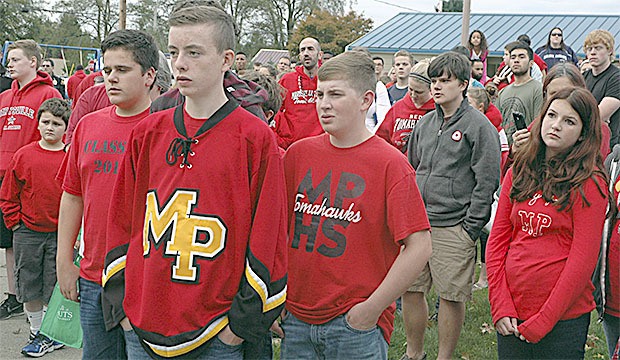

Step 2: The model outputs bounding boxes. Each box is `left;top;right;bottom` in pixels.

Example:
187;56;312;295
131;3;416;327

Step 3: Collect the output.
376;59;434;153
467;87;509;178
272;37;323;149
487;87;608;359
0;39;61;321
0;98;69;357
66;64;86;103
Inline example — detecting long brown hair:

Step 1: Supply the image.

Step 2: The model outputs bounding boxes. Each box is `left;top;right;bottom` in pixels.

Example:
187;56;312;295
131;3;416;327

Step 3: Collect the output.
511;87;607;211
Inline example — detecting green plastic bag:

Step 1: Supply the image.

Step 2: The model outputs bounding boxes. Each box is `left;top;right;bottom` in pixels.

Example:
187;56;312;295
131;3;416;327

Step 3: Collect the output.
40;283;83;348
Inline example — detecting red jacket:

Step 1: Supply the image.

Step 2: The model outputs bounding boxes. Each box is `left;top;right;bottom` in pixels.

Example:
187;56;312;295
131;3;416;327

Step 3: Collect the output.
65;84;110;144
71;71;103;109
274;66;322;149
0;71;61;178
376;95;434;153
67;69;86;101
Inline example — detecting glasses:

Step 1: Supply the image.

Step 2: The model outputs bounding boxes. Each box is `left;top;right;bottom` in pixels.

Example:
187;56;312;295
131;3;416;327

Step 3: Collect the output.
41;64;52;67
551;33;562;37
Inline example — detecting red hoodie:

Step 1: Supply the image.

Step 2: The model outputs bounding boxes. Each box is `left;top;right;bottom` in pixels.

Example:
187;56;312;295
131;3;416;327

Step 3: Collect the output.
274;66;322;149
0;71;61;179
67;69;86;101
376;95;435;153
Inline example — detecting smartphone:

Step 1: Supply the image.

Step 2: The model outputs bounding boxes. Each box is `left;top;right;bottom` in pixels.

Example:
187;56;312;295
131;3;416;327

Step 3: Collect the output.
512;111;526;131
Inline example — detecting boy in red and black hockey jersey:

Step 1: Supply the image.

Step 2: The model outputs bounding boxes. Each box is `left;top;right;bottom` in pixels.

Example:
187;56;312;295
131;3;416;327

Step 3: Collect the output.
281;51;431;359
103;6;287;359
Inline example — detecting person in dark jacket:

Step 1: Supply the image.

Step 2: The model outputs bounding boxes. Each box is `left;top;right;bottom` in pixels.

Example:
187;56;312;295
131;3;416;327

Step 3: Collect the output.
594;144;620;358
403;51;500;360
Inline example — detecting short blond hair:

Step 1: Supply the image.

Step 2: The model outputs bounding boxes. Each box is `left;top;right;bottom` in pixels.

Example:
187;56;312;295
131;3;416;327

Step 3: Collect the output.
584;29;615;58
7;40;42;68
318;51;375;95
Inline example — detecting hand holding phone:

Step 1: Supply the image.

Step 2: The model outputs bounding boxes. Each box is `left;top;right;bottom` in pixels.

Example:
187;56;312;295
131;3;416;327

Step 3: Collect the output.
512;111;526;131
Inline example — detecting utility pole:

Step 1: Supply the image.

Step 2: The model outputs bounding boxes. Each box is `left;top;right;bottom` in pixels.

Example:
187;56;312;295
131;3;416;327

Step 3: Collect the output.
119;0;126;29
461;0;471;46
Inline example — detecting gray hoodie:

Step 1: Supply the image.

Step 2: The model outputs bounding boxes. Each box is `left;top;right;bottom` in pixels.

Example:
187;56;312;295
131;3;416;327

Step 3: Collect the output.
408;98;500;240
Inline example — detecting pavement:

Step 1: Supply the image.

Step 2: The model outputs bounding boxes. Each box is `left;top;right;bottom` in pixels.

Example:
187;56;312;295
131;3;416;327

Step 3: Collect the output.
0;252;81;359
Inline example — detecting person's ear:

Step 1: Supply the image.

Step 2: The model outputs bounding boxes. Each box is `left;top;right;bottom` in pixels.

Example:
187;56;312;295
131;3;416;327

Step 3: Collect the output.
222;50;235;71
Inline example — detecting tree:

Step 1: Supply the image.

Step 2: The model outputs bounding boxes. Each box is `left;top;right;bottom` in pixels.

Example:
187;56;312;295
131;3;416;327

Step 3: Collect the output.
240;0;348;52
57;0;119;45
288;9;372;56
0;0;51;44
128;0;177;51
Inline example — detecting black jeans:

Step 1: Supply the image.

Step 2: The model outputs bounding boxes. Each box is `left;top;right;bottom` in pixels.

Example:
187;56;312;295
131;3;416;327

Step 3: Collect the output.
497;312;590;359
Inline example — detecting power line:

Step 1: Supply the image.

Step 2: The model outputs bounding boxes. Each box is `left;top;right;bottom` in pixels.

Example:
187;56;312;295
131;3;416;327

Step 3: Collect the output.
370;0;420;12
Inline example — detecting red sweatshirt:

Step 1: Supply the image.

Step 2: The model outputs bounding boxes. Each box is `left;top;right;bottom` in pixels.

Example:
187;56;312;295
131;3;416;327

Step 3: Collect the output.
487;168;607;343
71;71;103;109
376;96;435;153
0;71;62;179
67;69;86;101
274;66;322;149
0;142;65;232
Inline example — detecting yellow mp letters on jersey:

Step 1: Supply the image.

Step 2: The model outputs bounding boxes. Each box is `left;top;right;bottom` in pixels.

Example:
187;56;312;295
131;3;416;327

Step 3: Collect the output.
143;190;227;282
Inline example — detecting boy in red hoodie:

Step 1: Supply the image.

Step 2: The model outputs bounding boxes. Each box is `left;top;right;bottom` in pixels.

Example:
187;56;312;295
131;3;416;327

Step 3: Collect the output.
0;98;69;357
0;40;61;321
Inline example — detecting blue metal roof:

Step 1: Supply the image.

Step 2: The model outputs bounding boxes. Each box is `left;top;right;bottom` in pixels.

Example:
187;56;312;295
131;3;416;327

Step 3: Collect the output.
348;13;620;59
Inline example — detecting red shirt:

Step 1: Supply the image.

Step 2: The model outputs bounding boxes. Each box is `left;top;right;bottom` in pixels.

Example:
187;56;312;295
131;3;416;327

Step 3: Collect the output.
274;66;322;149
62;106;150;284
376;95;435;153
0;142;65;232
0;71;62;178
487;168;607;343
284;134;430;342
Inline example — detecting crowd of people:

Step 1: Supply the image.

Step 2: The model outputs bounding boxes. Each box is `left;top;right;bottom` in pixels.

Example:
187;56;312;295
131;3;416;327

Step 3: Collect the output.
0;1;618;359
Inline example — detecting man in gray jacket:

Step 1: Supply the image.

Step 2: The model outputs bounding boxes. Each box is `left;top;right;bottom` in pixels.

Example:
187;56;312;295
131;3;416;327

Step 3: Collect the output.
402;52;500;360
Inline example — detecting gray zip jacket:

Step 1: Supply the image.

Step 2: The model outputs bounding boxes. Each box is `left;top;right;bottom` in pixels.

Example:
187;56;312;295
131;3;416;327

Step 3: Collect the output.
407;98;500;241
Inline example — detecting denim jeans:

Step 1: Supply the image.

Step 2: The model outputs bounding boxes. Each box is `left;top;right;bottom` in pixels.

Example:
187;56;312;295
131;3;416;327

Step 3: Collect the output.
124;328;244;359
497;313;590;359
79;278;126;359
280;312;388;360
603;313;620;358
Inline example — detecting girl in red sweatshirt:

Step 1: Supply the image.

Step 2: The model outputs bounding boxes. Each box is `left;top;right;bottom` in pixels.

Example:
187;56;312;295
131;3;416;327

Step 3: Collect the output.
487;87;609;359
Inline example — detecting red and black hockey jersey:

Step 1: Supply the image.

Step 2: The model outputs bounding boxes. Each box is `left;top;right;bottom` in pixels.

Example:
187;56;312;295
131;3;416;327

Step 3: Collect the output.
102;101;287;358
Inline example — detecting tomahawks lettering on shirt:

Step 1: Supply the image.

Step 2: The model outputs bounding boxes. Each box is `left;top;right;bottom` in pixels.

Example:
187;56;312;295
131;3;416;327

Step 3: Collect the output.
292;169;365;258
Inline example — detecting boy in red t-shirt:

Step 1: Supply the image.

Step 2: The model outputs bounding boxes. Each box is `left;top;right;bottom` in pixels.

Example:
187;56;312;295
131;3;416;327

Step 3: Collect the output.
55;29;158;359
0;98;69;357
281;51;432;359
0;40;61;321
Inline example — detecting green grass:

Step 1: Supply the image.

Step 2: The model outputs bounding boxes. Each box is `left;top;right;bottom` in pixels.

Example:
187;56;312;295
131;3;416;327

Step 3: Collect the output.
387;282;610;360
275;265;610;359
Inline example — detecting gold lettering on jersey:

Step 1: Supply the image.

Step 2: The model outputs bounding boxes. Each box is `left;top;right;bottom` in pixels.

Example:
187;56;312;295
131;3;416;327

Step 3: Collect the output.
143;190;226;282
